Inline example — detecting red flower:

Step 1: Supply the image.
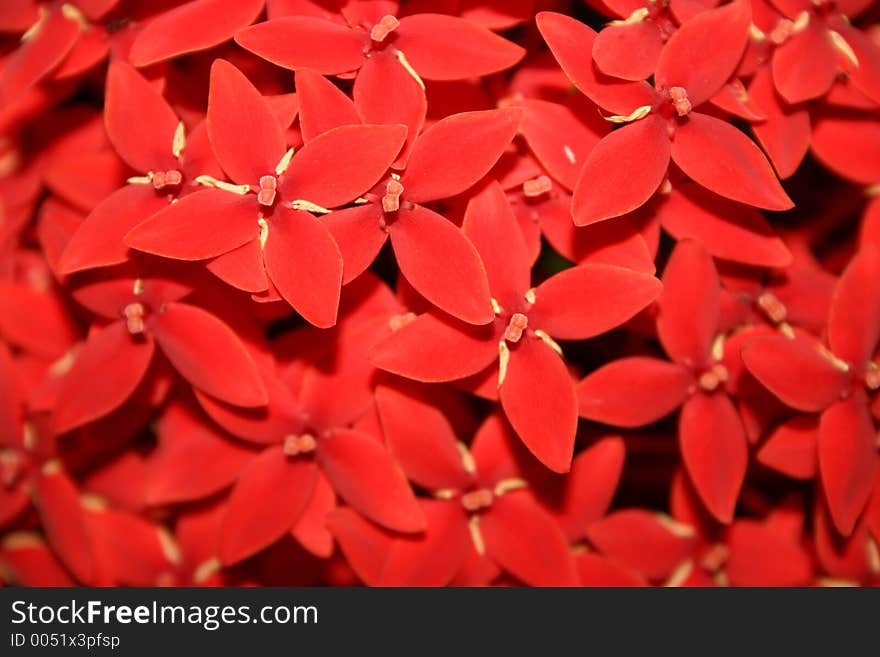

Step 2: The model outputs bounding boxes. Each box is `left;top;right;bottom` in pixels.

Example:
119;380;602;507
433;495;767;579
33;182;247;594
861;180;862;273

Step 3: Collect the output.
577;240;749;522
191;310;424;565
538;4;793;225
326;105;521;325
58;61;224;275
760;0;880;104
742;245;880;535
124;59;406;327
331;392;579;586
53;267;268;434
370;182;662;472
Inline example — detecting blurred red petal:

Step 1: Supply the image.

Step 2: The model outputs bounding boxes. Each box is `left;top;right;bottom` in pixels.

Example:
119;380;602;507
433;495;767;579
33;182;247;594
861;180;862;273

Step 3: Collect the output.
742;335;848;412
481;491;579;585
220;447;318;565
577;357;692;427
679;392;747;524
52;322;154;434
318;429;425;532
150;302;267;407
818;398;876;536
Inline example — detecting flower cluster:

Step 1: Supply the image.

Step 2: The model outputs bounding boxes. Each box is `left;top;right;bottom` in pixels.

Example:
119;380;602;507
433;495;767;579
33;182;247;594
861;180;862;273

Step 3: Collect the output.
0;0;879;587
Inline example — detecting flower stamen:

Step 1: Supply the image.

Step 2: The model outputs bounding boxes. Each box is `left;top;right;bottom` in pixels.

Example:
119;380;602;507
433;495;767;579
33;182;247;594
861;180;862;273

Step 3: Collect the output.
381;178;405;212
669;86;692;117
370;15;400;42
503;313;529;343
283;433;317;456
257;175;277;206
523;175;553;198
461;488;493;512
122;302;146;335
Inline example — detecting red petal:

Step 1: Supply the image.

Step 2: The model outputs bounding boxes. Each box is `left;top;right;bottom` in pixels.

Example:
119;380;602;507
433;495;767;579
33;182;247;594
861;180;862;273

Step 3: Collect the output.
725;520;813;586
205;238;268;293
554;437;626;541
837;22;880;106
585;509;695;580
748;67;811;179
535;12;658;114
655;0;751;107
576;552;647;586
481;491;579;585
772;21;837;104
499;337;577;473
461;181;531;309
828;245;880;367
369;311;498;382
394;14;525;80
593;21;663;82
572;115;670;226
577;357;692;427
660;183;792;267
530;264;662;340
519;98;606;192
196;375;300;448
811;111;880;186
148;402;255;505
814;501;873;581
150;302;267;407
318;429;425;532
757;415;819;480
657;239;719;365
471;412;524;487
52;323;154;434
0;7;79;103
296;69;361;142
291;471;336;557
125;189;256;261
105;61;178;172
33;464;93;584
353;51;427;168
679;392;748;524
220;447;318;565
129;0;265;67
87;508;174;586
235;16;367;74
208;59;286;184
741;335;848;412
401;108;521;204
264;206;343;328
0;281;79;359
0;534;75;586
59;185;169;274
818;398;877;536
390;205;493;325
671;112;793;211
375;385;473;491
324;204;387;285
326;507;393;586
381;499;470;586
282;124;407;208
